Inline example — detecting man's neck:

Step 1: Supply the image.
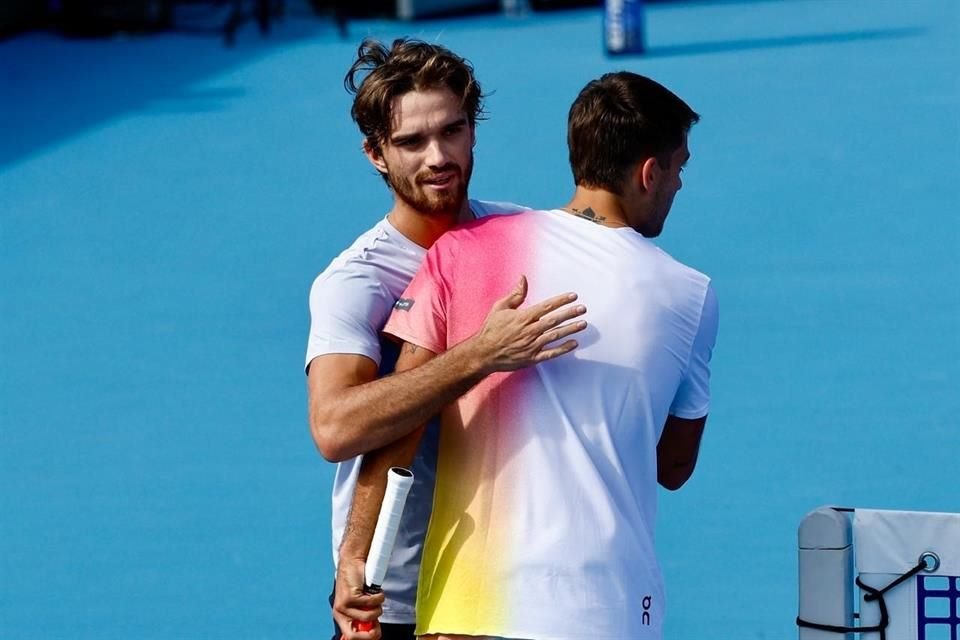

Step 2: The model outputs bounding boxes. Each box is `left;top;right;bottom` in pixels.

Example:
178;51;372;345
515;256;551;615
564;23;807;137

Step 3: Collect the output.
387;197;473;249
562;187;630;229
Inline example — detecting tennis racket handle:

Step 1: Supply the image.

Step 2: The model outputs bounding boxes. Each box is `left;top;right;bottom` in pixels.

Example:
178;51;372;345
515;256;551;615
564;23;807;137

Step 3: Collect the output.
364;467;414;587
349;467;414;635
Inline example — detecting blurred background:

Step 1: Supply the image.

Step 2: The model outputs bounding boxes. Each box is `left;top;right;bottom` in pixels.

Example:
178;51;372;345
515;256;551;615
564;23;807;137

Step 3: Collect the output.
2;0;958;638
0;0;598;42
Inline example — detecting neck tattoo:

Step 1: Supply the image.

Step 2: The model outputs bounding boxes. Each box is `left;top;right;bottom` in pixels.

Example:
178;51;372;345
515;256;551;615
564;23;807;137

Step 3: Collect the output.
563;206;631;229
568;207;607;225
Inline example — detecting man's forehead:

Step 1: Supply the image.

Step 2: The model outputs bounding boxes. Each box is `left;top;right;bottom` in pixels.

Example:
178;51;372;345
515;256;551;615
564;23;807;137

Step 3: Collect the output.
389;88;467;136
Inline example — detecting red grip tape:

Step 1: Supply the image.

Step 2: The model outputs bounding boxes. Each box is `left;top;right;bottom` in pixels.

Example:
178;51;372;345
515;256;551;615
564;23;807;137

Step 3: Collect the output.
352;620;374;632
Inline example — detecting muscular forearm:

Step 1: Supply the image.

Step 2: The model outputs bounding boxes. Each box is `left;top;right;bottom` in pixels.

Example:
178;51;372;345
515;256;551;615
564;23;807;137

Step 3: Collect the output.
339;427;425;559
312;282;586;462
310;340;487;462
332;430;423;638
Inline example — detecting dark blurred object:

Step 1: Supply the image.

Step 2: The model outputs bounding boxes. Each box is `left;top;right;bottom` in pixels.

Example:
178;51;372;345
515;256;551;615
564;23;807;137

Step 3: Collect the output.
0;0;49;38
220;0;282;44
174;0;351;46
395;0;496;20
55;0;173;35
531;0;599;9
49;0;287;45
310;0;391;18
307;0;358;36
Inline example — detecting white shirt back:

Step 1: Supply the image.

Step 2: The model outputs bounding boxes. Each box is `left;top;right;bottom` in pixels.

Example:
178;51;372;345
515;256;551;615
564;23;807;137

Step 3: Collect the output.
383;209;719;638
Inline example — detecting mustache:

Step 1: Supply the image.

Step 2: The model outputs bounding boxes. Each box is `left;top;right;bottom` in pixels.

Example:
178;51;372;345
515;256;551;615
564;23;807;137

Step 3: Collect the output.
416;164;461;183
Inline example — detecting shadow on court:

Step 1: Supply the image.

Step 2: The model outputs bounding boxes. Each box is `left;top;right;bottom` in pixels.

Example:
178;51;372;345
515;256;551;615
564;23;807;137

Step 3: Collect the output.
0;12;341;170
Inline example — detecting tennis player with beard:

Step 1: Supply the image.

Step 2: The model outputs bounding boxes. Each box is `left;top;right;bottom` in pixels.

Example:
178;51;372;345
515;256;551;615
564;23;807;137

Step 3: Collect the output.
305;38;587;640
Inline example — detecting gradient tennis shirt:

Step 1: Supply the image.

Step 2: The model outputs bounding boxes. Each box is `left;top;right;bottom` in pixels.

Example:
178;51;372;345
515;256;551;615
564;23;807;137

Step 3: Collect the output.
305;200;528;625
383;209;718;640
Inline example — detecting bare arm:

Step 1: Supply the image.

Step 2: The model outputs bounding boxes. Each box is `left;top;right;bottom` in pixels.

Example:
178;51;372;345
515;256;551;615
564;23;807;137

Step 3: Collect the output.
308;276;586;461
332;344;437;639
656;414;707;491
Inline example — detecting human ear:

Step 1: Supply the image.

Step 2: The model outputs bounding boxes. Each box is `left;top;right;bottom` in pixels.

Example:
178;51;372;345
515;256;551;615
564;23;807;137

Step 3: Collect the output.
362;138;388;175
638;156;660;193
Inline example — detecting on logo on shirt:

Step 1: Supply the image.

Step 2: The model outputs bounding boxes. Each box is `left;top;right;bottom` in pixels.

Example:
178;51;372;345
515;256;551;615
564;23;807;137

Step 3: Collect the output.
642;594;653;625
394;298;415;311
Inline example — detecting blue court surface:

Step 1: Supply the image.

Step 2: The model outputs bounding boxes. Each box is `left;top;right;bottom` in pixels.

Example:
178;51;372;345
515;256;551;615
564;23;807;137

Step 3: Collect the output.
2;0;958;637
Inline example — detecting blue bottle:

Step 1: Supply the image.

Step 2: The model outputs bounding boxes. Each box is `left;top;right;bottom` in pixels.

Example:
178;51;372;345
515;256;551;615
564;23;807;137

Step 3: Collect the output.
604;0;645;55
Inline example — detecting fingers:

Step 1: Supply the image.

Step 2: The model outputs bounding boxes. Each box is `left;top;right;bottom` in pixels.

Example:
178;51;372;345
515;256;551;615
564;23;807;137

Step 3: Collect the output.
523;291;580;322
489;275;529;312
333;559;384;640
334;604;382;640
350;618;381;639
529;319;586;354
541;319;588;344
332;554;384;639
335;592;384;620
533;339;580;362
514;275;528;305
536;302;587;331
338;601;384;621
335;611;380;640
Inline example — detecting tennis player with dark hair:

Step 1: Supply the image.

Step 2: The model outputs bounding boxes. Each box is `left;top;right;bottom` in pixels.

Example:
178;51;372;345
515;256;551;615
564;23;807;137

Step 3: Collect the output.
305;38;587;640
336;71;718;640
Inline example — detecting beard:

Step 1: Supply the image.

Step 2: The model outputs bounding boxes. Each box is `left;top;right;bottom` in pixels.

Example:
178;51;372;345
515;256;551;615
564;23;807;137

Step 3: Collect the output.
386;155;473;217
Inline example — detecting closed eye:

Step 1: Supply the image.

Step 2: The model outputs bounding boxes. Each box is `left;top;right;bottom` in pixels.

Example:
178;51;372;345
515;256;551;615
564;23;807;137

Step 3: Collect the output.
393;135;421;148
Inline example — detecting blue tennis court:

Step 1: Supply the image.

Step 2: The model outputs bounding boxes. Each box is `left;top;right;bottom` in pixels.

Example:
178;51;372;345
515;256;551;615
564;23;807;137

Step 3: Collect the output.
2;0;958;637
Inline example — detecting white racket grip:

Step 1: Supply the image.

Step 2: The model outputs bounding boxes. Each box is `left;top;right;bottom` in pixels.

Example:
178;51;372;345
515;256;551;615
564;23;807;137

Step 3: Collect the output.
364;467;415;589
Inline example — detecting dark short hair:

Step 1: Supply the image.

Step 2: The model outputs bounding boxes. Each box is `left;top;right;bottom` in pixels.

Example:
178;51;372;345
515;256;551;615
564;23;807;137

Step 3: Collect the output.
568;72;699;193
344;38;486;153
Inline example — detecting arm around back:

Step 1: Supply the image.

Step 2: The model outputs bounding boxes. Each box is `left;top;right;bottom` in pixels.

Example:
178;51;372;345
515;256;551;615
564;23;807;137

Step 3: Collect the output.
308;352;390;462
307;345;485;462
307;276;588;462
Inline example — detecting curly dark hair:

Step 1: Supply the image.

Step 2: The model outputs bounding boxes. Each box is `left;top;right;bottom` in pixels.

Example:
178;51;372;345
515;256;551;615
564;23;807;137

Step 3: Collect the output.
344;38;486;154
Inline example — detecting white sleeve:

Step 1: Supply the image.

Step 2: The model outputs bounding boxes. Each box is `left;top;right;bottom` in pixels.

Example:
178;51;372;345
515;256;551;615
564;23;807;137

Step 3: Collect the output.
669;282;719;419
469;199;531;218
304;264;393;373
